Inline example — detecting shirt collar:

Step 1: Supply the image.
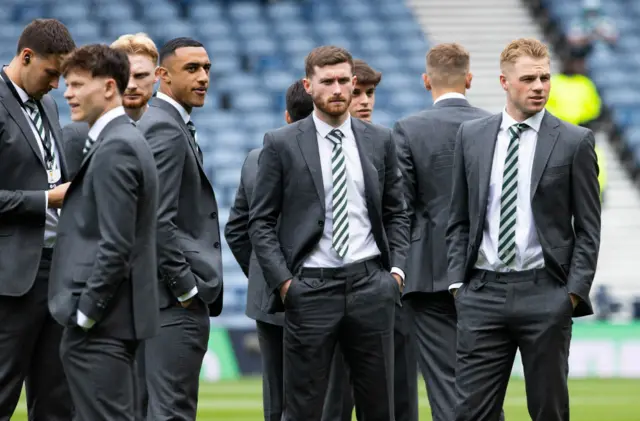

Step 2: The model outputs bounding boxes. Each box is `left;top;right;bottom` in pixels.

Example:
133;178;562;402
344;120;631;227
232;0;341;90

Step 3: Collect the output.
312;111;352;140
433;92;466;105
501;108;545;133
156;91;191;124
88;106;126;141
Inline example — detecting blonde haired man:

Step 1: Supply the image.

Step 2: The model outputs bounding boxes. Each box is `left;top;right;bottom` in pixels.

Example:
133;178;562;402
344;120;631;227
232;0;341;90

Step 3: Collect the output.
447;38;600;421
62;33;158;178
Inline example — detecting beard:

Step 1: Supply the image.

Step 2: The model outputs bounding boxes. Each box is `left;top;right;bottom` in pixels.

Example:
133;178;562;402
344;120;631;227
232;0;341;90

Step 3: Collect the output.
314;94;351;117
123;92;151;110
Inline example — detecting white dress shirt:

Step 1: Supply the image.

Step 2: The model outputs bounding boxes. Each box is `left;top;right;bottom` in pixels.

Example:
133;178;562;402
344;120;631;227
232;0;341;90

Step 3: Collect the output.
2;74;62;249
155;91;199;302
450;109;546;291
303;112;404;280
433;92;466;105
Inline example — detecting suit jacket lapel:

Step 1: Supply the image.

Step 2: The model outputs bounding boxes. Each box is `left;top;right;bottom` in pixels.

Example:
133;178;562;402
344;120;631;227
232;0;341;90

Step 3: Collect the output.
152;97;208;180
296;116;324;208
351;118;378;212
74;116;130;182
477;114;502;217
530;112;560;200
0;81;46;168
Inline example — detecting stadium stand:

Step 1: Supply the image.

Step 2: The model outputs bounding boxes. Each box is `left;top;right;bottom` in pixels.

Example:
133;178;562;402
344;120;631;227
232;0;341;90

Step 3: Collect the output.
529;0;640;319
0;0;431;324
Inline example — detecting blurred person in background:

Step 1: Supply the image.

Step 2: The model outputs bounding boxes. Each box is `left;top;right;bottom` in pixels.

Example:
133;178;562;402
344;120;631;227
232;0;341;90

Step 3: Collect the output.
567;0;617;57
224;79;314;421
447;38;601;421
0;18;75;421
545;50;607;203
322;58;419;421
248;45;410;421
394;43;503;421
50;44;159;421
137;37;224;421
63;33;159;180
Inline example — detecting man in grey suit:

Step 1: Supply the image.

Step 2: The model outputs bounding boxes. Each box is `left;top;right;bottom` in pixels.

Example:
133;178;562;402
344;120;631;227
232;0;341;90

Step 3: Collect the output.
323;58;419;421
447;38;601;421
49;44;159;421
0;19;75;421
225;79;314;421
137;37;223;421
63;33;159;180
249;46;410;421
394;43;494;421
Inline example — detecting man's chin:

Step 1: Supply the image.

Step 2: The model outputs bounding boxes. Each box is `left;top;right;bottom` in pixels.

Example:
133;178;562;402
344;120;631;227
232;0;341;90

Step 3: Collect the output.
123;100;147;110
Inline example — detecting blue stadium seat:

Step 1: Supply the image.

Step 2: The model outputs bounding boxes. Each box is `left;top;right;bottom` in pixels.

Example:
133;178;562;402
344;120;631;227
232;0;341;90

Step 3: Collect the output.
143;2;180;22
228;2;262;21
96;3;134;21
209;54;240;74
233;91;272;112
267;1;300;20
103;20;142;39
51;4;91;22
188;2;223;21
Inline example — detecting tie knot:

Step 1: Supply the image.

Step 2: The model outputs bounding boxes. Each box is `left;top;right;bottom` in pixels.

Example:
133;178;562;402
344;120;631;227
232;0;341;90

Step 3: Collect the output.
24;99;37;112
508;123;528;139
326;129;344;145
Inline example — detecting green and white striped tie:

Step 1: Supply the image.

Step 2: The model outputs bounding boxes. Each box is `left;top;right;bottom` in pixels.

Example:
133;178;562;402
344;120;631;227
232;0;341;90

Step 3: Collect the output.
327;129;349;259
24;99;52;157
497;123;528;266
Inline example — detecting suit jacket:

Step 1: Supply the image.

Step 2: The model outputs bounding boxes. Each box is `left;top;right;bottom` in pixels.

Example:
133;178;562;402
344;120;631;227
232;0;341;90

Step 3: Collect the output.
395;98;491;296
0;78;69;296
446;111;601;317
137;97;224;316
48;115;160;340
248;114;410;313
61;121;89;181
225;148;284;326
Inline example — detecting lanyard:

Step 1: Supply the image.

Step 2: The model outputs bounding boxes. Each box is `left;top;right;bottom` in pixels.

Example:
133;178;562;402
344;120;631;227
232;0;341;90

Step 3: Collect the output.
0;69;55;169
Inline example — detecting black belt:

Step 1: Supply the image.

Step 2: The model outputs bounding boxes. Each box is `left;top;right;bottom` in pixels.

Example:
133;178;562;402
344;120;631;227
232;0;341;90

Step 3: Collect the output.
299;257;382;280
470;268;548;283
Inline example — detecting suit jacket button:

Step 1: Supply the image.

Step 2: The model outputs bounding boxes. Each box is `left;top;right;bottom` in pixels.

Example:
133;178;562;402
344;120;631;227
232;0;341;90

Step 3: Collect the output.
318;220;324;227
214;242;220;248
210;211;217;218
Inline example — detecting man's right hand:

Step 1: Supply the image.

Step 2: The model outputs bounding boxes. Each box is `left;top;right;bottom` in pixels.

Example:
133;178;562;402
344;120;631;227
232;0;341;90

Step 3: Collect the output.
48;182;71;208
279;279;292;303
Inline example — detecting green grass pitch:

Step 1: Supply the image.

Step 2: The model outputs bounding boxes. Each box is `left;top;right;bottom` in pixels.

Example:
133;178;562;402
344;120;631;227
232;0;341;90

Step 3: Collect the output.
11;377;640;420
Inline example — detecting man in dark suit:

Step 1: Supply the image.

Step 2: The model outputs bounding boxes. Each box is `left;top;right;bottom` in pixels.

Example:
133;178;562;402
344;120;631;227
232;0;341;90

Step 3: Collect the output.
49;44;159;421
224;79;314;421
0;19;75;421
137;37;223;421
323;58;419;421
249;46;410;421
394;43;493;421
447;38;601;421
63;33;159;180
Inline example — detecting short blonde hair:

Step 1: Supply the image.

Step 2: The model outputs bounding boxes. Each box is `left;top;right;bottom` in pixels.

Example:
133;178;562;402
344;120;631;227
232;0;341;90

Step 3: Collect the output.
426;43;469;87
500;38;549;70
110;33;158;64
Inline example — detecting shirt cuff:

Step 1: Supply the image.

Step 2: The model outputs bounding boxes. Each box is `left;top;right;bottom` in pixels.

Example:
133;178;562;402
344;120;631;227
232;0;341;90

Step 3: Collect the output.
448;282;464;294
44;191;48;209
390;267;405;281
177;286;198;302
76;309;95;329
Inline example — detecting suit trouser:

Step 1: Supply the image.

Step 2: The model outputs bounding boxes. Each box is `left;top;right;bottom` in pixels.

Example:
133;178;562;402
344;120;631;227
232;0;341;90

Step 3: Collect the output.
283;259;398;421
60;327;138;421
133;341;147;421
144;300;210;421
322;303;419;421
455;269;572;421
0;248;72;421
256;320;285;421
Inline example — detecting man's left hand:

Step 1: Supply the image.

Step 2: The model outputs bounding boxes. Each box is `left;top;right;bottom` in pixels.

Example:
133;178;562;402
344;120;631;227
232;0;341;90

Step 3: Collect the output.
392;273;403;292
569;293;579;309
